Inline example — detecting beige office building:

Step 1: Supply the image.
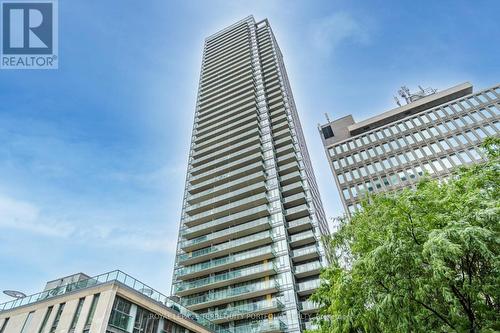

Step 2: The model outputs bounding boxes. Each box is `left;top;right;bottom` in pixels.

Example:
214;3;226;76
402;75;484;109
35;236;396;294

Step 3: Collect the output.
319;82;500;215
172;16;328;333
0;271;222;333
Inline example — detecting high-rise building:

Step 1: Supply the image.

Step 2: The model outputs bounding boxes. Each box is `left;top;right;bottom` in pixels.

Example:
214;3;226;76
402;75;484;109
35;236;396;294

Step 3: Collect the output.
0;271;219;333
172;16;328;333
319;82;500;215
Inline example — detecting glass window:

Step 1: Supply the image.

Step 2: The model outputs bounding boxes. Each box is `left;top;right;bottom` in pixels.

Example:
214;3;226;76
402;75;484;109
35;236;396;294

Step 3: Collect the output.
421;129;431;139
475;127;487;139
390;125;398;134
428;112;437;121
362;136;370;145
399;171;407;182
397;153;407;164
49;303;66;333
353;153;361;162
459;151;472;163
436;109;446;118
374;178;382;189
341;143;348;152
460;100;471;110
390;140;399;150
465;131;478;142
382;176;390;186
437;123;448;134
346;155;354;165
405;134;415;144
406;168;416;179
448;136;459;148
454;117;466;127
355;138;362;147
450;154;461;166
374;161;383;172
382;142;390;152
397;137;407;147
334;145;342;154
415;166;424;176
468;97;480;107
406;151;416;162
477;94;488;103
375;146;383;155
483;124;495;135
398;123;406;132
382;159;391;169
352;169;360;179
412;117;422;126
347;205;355;213
367;148;376;158
456;134;468;145
367;164;375;174
360;167;368;177
405;120;414;129
423;163;434;174
489;105;500;115
432;160;443;172
38;306;53;333
338;174;345;184
348;141;356;150
414;148;424;159
376;131;384;140
333;160;339;170
366;181;374;192
21;312;35;333
468;148;482;160
444;106;454;115
462;115;474;125
414;132;423;142
485;91;497;100
390;174;400;184
345;172;352;182
422;146;432;156
389;156;399;167
70;298;85;331
470;111;482;122
420;115;430;124
479;108;493;118
342;188;350;200
431;142;441;153
84;294;100;331
369;133;377;142
441;157;452;169
429;127;439;136
445;120;456;131
351;186;358;198
439;139;450;150
361;150;368;159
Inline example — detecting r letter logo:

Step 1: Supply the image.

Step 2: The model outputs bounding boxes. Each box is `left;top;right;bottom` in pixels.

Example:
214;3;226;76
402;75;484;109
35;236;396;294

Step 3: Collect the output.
1;0;58;69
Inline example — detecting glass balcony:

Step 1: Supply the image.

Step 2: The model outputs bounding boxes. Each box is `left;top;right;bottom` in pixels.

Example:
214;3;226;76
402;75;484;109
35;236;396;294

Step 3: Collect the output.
178;230;273;265
193;125;259;159
287;217;312;234
233;319;287;333
297;279;320;296
272;128;291;141
187;171;265;205
279;170;301;186
294;261;322;278
291;245;319;263
182;279;280;310
189;152;263;185
205;299;284;324
181;218;270;252
194;118;258;151
190;145;262;176
300;300;319;313
176;246;275;280
274;135;293;149
280;181;303;196
175;263;277;296
184;192;268;227
188;160;263;192
191;136;261;168
181;204;270;239
185;183;266;216
304;321;318;331
283;193;307;209
276;152;296;166
289;230;316;247
284;204;309;221
275;145;294;157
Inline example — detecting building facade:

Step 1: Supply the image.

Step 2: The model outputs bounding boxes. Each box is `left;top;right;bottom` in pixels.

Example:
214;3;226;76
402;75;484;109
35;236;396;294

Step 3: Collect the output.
172;16;328;333
0;271;220;333
319;82;500;215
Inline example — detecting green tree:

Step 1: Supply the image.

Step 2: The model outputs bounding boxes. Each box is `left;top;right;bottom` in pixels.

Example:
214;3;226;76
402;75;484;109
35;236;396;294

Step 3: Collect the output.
311;138;500;333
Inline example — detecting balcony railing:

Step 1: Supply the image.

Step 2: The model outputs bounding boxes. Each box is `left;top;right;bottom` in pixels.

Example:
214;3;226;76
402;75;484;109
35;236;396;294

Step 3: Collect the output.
0;270;225;333
297;279;320;293
205;299;284;322
175;263;277;295
181;279;280;307
233;319;287;333
176;246;275;279
178;230;272;263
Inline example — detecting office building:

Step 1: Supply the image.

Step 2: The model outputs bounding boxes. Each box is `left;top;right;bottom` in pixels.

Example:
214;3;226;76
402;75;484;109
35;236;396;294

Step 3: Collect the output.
319;82;500;214
0;270;221;333
172;16;328;333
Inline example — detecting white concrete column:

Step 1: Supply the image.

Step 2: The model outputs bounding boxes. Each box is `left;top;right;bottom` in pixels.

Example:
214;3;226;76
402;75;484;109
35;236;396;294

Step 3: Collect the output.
89;290;116;333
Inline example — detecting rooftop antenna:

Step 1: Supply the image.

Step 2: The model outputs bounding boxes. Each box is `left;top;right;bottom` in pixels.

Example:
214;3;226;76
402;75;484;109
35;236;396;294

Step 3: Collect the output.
398;86;411;104
324;113;330;123
393;96;402;107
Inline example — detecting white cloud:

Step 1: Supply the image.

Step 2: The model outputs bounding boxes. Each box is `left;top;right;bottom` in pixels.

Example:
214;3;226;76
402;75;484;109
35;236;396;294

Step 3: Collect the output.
0;193;177;254
310;12;369;55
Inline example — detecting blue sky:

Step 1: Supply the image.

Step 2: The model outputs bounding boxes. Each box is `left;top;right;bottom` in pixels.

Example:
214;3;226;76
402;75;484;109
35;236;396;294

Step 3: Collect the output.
0;0;498;302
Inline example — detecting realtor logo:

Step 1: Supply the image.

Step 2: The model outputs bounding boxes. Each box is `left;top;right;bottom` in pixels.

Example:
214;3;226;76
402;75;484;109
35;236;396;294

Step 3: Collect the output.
1;0;58;69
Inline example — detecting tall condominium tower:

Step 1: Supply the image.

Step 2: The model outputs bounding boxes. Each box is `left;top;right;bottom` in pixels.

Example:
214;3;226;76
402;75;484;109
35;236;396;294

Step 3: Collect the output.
172;16;329;333
319;82;500;215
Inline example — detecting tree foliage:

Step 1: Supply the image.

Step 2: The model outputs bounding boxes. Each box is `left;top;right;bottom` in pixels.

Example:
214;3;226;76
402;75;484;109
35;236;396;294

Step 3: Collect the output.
311;138;500;333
